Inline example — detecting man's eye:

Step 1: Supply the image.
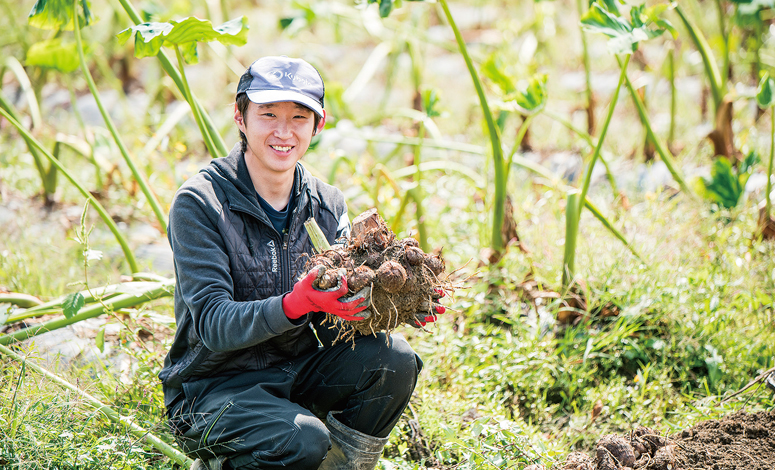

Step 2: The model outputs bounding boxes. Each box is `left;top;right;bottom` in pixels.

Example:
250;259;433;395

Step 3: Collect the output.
262;113;275;117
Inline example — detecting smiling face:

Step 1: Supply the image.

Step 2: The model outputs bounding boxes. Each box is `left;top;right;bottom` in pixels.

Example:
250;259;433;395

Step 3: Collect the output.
234;100;326;181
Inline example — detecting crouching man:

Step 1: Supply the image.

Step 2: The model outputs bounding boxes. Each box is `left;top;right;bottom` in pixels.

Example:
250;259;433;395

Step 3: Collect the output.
160;56;444;470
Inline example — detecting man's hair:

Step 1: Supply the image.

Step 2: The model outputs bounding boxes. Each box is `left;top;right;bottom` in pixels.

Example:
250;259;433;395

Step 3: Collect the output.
236;93;321;154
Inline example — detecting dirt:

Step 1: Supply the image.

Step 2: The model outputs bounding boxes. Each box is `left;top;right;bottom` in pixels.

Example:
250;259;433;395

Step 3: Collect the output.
556;410;775;470
303;208;452;342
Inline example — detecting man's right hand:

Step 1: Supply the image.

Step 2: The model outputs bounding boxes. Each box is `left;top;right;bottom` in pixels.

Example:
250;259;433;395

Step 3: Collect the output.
282;266;370;320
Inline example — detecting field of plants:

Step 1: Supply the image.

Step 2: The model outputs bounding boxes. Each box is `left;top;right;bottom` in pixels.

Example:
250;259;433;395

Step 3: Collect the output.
1;0;775;468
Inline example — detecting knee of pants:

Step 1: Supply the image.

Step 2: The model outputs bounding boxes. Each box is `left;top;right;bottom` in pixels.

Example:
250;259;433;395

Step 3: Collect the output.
363;334;422;396
282;415;331;470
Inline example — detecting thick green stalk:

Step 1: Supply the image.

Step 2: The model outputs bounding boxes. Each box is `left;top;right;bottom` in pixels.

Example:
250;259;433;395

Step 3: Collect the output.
438;0;506;254
304;218;332;253
175;45;219;158
767;112;774;218
115;0;228;157
675;5;722;112
0;343;192;467
0;280;173;345
619;57;693;195
73;3;168;232
562;191;580;289
0;108;139;272
576;55;630;220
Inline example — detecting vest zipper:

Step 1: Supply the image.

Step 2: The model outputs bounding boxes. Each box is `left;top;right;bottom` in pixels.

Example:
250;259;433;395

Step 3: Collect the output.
281;231;291;293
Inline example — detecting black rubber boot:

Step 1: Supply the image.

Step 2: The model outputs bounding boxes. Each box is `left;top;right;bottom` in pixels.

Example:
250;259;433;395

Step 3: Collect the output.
318;412;389;470
766;372;775;392
190;456;226;470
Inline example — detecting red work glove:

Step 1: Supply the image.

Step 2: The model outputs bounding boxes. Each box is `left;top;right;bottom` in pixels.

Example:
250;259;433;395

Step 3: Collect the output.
282;266;369;321
412;288;446;328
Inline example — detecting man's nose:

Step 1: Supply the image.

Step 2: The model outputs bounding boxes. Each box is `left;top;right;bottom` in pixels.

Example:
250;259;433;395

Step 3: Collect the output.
273;119;293;138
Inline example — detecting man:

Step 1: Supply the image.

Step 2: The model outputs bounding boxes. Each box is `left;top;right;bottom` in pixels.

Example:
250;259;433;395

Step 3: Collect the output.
160;56;443;470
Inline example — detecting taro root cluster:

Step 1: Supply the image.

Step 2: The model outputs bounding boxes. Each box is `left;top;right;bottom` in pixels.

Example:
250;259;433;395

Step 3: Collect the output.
305;209;450;342
559;427;674;470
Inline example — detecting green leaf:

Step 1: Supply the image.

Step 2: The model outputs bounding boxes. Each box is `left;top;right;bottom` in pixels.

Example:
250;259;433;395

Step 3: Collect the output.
756;73;775;108
700;157;745;209
422;88;442;118
481;55;516;95
28;0;92;31
95;326;105;353
117;16;249;63
513;74;548;114
26;39;80;73
62;292;85;319
581;1;670;54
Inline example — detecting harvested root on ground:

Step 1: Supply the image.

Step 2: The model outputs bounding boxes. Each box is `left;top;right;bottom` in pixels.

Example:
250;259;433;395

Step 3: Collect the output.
303;209;453;343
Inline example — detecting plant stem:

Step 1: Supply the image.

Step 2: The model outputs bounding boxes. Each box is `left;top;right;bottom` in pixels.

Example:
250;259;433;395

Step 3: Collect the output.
0;91;54;200
115;0;228;157
304;218;332;253
437;0;506;255
0;343;193;467
668;46;676;147
73;1;168;232
618;57;693;195
563;191;580;289
0;280;173;346
714;0;729;93
575;0;594;135
174;45;219;159
675;5;723;113
0;108;139;272
576;54;630;219
412;121;430;252
767;111;774;218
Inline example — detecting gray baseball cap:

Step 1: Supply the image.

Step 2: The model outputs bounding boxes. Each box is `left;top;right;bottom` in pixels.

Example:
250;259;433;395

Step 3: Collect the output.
236;56;325;118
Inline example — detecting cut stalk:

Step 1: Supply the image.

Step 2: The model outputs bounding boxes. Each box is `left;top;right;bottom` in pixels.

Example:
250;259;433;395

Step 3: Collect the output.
115;0;228;158
73;2;168;232
0;108;139;272
618;56;693;196
0;280;173;346
304;218;332;253
0;343;193;467
563;191;580;289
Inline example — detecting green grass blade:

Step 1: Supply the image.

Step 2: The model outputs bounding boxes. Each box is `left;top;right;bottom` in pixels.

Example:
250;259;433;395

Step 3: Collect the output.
675;5;722;111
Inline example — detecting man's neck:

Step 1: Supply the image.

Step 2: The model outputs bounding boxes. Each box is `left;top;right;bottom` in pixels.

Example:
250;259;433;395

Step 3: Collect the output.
246;160;295;211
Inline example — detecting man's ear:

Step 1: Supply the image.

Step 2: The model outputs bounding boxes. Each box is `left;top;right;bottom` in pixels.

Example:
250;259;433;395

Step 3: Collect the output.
313;110;326;136
234;103;245;130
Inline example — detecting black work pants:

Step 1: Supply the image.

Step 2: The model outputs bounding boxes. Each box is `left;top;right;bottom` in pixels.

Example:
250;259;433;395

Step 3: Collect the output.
167;333;422;470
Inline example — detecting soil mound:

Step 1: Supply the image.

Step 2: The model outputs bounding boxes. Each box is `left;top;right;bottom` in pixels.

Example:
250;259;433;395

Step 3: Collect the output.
556;410;775;470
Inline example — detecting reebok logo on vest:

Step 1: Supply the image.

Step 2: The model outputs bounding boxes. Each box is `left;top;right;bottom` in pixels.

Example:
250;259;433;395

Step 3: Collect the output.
267;240;278;273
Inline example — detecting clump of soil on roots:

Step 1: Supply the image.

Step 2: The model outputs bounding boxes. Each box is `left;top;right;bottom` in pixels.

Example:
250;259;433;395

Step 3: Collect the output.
555;410;775;470
304;209;452;344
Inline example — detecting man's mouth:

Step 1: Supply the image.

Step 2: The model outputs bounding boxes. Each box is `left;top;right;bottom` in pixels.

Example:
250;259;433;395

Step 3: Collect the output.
271;145;293;152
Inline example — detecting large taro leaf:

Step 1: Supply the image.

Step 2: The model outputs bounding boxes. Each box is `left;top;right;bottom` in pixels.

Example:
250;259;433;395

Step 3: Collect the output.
26;38;80;73
756;73;775;108
581;1;675;54
28;0;92;31
117;16;248;64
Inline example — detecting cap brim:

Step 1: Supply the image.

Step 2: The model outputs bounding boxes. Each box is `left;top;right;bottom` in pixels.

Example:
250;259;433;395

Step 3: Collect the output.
245;90;324;118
